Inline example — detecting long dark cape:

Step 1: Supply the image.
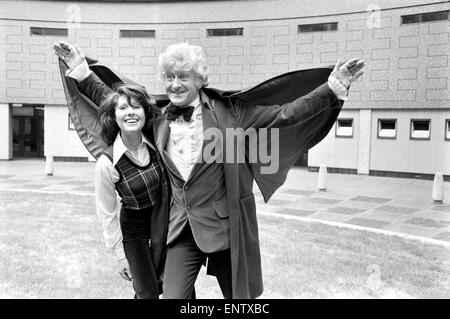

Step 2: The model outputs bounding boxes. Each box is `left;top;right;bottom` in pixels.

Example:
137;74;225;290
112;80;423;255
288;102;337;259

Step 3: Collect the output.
59;57;334;157
59;58;339;201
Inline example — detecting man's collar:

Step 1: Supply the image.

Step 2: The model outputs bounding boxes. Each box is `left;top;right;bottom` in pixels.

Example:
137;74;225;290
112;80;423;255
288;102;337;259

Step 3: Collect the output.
200;89;214;111
112;133;153;166
190;96;201;108
163;89;214;117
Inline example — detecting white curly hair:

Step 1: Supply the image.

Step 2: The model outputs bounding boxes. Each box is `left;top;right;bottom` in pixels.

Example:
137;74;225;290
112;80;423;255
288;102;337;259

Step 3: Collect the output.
158;42;209;87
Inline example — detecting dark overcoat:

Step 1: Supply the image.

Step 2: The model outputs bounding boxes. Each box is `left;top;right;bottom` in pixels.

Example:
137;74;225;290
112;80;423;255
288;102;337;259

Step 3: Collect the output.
58;58;343;298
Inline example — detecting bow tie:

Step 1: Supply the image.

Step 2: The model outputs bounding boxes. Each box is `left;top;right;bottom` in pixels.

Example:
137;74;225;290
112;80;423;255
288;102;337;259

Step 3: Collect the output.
167;104;195;122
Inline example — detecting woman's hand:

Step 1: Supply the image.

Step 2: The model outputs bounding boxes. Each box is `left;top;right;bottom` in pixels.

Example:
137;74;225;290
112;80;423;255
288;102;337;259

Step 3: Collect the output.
117;258;133;281
52;41;85;70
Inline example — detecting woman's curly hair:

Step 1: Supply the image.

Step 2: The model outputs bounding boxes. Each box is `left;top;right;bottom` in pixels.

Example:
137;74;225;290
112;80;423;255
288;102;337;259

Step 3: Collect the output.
98;85;158;146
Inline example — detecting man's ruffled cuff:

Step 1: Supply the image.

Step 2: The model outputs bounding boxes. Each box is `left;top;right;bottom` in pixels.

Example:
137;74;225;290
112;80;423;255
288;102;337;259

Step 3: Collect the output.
65;59;92;81
328;74;348;101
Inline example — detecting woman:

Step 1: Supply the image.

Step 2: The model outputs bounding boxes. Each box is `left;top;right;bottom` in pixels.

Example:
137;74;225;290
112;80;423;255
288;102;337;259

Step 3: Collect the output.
95;84;168;299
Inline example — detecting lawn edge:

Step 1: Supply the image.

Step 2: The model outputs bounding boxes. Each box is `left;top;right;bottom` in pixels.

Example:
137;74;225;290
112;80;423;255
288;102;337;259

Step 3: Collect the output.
258;211;450;248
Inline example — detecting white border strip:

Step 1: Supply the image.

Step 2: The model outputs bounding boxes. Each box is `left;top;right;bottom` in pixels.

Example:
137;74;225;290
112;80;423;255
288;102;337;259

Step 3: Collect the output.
258;211;450;248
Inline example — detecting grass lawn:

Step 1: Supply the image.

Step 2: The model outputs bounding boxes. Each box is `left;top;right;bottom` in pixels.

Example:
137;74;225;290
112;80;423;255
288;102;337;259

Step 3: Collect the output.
0;190;449;299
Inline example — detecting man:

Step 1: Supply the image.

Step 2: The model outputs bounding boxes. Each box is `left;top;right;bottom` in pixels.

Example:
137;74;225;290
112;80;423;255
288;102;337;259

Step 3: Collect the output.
53;41;364;298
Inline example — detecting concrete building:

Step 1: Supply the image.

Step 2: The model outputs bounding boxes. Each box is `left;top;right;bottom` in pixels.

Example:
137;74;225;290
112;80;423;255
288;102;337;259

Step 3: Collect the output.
0;0;449;179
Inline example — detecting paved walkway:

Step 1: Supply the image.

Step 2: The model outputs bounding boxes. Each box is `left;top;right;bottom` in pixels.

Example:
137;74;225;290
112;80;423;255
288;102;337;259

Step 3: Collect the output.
1;159;450;244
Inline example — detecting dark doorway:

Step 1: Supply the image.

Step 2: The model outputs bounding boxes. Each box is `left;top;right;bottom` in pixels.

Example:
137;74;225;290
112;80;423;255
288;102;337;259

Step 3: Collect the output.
12;105;44;157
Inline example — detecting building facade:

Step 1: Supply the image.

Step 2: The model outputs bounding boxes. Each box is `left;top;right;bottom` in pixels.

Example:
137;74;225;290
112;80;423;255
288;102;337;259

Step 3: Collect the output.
0;0;449;178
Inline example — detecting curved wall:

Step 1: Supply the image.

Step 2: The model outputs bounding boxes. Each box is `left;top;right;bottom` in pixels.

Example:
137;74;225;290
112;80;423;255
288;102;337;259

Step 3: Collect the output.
1;0;449;108
1;0;445;24
0;0;449;175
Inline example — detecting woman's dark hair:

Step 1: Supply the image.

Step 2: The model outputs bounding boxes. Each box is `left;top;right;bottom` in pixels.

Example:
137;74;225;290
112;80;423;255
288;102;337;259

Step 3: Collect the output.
98;84;158;146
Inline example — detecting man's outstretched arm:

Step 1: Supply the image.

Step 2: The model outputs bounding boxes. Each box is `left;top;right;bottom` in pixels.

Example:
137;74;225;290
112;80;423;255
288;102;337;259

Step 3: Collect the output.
235;58;365;130
53;41;114;107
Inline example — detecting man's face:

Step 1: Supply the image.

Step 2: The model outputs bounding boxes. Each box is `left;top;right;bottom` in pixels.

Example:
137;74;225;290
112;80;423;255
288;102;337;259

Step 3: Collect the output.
164;69;202;107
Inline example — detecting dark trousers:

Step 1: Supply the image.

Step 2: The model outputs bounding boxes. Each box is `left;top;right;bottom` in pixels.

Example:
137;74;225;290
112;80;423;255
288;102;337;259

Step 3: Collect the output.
162;224;232;299
120;208;159;299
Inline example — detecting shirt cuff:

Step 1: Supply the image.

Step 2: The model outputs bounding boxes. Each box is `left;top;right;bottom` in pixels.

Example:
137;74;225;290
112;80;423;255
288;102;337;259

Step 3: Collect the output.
328;74;348;101
65;59;92;81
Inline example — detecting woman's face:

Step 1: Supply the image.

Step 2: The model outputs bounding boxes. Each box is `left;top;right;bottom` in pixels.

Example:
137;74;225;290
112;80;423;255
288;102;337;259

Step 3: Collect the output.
114;95;146;134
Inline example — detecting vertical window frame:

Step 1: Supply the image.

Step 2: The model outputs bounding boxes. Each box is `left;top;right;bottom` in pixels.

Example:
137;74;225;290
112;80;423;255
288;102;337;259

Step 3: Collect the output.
445;119;450;141
68;114;75;131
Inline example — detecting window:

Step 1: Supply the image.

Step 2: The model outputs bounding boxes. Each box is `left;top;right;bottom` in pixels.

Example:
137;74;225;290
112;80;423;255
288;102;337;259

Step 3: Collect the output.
298;22;338;33
446;119;450;141
207;28;243;37
401;10;449;25
335;118;353;137
378;119;397;139
410;119;431;140
30;27;68;36
120;30;155;38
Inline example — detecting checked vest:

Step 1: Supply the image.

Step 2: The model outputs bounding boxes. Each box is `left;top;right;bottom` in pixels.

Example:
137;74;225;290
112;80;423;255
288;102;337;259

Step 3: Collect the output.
103;145;161;211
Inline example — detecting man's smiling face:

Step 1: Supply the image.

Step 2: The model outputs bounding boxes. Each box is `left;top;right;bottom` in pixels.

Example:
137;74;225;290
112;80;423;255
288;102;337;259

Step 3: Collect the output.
164;69;203;107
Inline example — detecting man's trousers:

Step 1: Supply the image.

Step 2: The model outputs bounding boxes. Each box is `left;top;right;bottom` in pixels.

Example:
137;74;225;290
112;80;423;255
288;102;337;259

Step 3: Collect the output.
162;224;232;299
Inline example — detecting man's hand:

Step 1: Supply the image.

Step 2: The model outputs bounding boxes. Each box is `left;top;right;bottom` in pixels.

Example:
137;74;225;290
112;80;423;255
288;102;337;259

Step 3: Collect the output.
331;58;365;89
52;41;85;70
117;258;133;281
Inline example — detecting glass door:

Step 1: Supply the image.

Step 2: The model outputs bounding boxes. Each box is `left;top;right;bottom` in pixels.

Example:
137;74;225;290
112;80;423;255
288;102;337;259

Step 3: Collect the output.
12;115;44;157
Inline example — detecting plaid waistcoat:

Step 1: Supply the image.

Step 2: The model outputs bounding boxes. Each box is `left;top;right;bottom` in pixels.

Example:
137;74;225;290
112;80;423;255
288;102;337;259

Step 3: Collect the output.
103;144;161;211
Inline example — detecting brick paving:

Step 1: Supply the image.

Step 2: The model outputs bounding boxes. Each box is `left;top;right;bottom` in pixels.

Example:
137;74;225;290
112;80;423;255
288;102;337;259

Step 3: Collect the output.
1;159;449;243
